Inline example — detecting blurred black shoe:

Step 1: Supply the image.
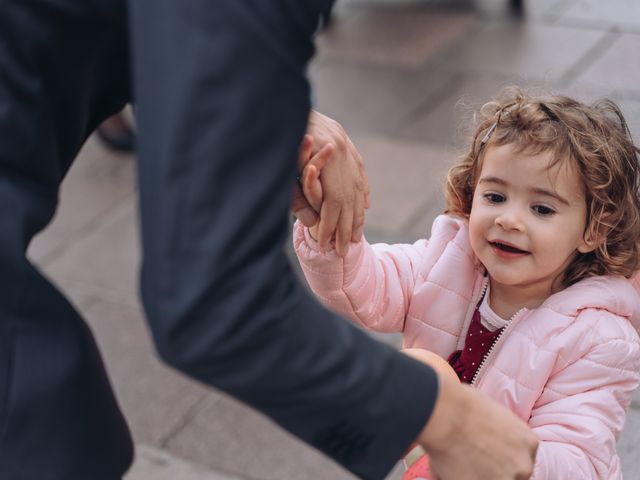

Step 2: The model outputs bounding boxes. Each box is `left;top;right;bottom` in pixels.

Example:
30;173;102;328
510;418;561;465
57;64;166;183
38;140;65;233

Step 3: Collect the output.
509;0;524;14
97;113;136;153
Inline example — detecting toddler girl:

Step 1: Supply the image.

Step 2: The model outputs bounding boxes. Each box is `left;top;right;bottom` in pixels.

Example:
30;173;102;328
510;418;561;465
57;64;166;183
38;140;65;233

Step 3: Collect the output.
294;89;640;479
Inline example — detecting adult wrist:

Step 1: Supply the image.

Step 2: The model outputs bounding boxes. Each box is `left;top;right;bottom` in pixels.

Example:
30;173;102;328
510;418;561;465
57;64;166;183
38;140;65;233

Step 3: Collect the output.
416;371;467;453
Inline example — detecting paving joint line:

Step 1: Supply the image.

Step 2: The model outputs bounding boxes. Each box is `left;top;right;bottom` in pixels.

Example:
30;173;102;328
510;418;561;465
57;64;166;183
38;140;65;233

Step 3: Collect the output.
34;189;137;268
557;28;620;88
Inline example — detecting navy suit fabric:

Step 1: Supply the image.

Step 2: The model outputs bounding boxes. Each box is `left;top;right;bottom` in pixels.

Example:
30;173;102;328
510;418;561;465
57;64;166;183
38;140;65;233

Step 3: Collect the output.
0;1;438;479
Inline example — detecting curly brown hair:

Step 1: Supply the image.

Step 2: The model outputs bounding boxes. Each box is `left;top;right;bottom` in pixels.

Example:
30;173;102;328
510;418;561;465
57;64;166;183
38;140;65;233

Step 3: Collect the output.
445;87;640;287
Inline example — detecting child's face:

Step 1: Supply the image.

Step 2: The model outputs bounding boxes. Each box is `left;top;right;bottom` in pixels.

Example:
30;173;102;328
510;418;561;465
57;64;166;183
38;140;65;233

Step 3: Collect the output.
468;143;592;301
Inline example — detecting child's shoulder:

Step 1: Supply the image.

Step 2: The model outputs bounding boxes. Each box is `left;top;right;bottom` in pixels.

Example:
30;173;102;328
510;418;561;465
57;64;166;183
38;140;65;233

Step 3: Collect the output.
546;276;639;314
543;275;640;341
428;214;469;242
427;214;476;259
525;277;640;374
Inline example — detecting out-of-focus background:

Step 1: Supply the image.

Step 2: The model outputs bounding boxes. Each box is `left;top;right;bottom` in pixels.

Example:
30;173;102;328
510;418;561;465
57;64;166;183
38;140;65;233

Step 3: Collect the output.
28;1;640;478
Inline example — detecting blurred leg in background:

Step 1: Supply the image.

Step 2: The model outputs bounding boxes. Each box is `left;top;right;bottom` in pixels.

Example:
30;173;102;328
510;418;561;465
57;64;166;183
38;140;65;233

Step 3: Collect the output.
97;107;136;153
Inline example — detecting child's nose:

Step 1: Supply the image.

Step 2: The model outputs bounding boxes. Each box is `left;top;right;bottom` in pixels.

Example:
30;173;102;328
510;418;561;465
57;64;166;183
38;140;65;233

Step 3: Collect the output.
495;208;525;231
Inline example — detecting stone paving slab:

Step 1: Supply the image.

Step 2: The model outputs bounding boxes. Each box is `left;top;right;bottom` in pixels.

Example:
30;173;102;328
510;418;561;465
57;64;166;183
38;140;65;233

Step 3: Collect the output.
555;0;640;32
479;0;563;20
35;195;141;309
442;20;608;81
124;443;404;480
394;71;555;147
347;134;454;234
618;406;640;479
617;97;640;145
163;391;406;480
388;192;445;244
309;58;455;137
164;394;359;480
84;298;211;446
632;387;640;409
125;444;242;480
571;33;640;95
317;5;474;68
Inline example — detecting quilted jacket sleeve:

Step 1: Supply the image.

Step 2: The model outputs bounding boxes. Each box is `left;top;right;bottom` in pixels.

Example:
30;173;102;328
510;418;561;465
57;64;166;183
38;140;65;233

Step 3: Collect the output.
292;220;429;332
529;310;640;479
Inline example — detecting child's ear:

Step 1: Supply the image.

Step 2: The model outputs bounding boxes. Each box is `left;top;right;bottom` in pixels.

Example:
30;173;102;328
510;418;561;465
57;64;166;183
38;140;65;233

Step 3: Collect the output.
577;238;598;254
578;221;608;254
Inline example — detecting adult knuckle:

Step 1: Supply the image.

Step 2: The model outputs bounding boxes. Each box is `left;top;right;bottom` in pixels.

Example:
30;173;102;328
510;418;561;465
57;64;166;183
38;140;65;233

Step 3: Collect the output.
329;123;347;149
327;194;344;206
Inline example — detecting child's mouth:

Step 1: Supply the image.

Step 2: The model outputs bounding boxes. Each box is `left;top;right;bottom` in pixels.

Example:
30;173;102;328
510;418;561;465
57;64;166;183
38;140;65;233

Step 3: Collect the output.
490;241;529;254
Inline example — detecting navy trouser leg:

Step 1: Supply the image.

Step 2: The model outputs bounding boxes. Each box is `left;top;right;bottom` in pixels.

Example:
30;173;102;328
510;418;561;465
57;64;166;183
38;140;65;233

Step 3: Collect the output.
0;0;134;478
0;180;134;479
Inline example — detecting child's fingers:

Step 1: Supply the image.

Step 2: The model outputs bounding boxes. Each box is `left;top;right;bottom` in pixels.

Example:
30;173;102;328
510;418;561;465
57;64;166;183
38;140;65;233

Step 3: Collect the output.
308;142;334;171
302;164;317;182
291;182;319;227
302;164;323;212
307;165;323;201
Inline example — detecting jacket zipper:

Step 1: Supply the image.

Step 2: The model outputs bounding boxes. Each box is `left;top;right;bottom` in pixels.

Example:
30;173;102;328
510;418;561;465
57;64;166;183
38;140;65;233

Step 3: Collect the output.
456;276;490;351
470;305;527;387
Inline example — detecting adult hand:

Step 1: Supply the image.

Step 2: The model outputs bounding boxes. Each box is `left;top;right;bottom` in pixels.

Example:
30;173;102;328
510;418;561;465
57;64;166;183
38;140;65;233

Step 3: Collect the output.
305;111;370;256
418;373;538;480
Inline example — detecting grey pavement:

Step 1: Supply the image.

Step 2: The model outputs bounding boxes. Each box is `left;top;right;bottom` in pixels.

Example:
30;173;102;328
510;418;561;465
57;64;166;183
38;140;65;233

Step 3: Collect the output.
28;0;640;478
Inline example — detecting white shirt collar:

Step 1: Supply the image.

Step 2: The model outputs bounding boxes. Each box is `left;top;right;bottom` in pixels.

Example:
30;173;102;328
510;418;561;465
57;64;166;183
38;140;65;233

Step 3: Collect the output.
479;284;510;332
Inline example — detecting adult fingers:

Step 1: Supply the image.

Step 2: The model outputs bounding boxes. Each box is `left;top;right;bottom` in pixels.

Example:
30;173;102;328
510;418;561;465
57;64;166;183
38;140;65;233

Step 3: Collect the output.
298;134;314;170
346;136;371;210
335;203;353;257
351;183;365;242
317;198;341;251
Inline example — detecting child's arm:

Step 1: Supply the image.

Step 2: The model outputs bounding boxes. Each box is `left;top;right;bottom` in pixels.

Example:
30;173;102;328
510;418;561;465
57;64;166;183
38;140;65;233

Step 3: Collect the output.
528;310;640;479
293;204;433;333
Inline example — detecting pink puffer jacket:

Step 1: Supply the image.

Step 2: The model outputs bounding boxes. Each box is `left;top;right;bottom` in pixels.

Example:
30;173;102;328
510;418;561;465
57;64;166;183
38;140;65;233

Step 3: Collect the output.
294;215;640;479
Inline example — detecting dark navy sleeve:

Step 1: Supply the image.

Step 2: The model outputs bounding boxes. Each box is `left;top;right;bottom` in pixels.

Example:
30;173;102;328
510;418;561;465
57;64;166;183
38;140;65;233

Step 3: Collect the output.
129;1;438;477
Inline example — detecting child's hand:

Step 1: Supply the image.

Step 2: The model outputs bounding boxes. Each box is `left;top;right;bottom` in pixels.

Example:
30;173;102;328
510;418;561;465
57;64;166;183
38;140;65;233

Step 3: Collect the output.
301;164;323;241
301;143;335;242
291;135;333;226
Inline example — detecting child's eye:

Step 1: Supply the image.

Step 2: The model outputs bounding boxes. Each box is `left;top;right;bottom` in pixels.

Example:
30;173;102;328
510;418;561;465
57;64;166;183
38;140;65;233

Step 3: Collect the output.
532;205;556;216
483;193;505;204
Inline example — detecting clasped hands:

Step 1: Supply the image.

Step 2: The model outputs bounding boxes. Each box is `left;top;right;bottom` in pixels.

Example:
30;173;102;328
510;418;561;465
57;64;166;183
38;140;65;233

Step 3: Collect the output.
291;111;370;256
